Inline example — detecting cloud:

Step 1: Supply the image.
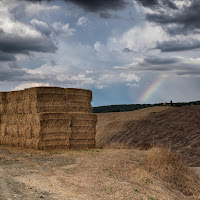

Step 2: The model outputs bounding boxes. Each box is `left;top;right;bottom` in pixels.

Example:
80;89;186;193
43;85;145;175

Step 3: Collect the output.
25;3;60;16
146;0;200;35
52;22;76;36
120;72;140;82
0;3;57;62
77;16;89;26
107;22;165;53
0;51;16;62
122;48;133;53
156;39;200;52
0;64;27;81
135;0;177;9
114;56;200;77
144;56;180;65
13;82;50;91
22;0;128;12
30;19;51;36
0;29;57;54
9;1;60;19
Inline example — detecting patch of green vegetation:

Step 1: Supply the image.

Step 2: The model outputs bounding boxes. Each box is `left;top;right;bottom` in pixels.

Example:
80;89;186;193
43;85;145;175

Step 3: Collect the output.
108;173;114;177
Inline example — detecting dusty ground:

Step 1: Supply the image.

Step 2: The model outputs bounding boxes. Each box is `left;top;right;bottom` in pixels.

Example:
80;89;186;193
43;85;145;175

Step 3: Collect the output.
0;145;199;200
96;106;170;148
1;106;200;199
97;106;200;167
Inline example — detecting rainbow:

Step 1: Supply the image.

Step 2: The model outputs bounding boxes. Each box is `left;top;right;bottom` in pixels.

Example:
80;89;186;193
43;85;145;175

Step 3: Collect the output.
138;76;165;104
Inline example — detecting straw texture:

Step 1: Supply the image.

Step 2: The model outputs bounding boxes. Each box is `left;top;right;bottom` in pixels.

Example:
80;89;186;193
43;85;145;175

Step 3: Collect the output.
0;87;97;149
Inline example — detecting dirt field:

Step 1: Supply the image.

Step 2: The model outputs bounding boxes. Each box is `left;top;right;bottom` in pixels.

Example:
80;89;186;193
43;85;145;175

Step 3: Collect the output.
96;106;170;148
0;145;200;200
1;105;200;199
96;106;200;167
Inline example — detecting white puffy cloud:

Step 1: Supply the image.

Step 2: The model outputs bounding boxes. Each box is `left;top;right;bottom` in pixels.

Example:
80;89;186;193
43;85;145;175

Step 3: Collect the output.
120;72;140;82
30;19;51;36
25;3;60;16
107;22;166;53
77;16;89;26
51;22;76;36
13;82;50;91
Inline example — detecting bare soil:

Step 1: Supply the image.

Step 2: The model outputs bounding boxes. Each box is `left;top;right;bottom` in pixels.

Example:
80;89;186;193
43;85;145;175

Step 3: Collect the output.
0;145;200;200
97;106;200;167
1;106;200;199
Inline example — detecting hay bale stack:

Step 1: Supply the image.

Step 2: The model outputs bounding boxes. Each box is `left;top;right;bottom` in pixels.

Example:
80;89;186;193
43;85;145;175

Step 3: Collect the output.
70;113;97;149
0;87;97;150
5;87;68;114
65;88;92;113
0;92;6;114
38;113;71;150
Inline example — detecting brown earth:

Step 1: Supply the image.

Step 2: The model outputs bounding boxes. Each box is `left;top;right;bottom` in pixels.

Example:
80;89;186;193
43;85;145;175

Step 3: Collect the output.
0;146;199;200
0;105;200;199
96;106;200;167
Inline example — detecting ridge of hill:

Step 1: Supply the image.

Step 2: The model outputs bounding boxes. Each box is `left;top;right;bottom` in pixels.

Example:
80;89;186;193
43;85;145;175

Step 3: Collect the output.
96;106;200;167
93;100;200;113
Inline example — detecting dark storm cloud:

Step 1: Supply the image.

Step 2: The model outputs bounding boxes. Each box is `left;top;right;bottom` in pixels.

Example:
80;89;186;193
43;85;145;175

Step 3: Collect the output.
22;0;128;12
0;29;57;55
0;51;16;62
122;48;133;53
0;65;27;81
146;0;200;34
144;56;179;65
156;39;200;52
135;0;177;9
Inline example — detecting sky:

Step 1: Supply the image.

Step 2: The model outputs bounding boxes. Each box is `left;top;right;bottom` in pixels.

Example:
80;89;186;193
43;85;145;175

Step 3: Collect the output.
0;0;200;106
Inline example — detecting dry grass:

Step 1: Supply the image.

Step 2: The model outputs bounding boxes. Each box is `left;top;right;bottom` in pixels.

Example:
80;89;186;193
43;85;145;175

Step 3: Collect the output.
0;145;199;200
103;142;130;149
101;147;200;199
96;106;170;148
143;147;200;196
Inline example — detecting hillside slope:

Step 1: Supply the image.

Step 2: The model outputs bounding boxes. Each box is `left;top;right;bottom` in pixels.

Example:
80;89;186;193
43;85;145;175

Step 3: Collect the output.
96;106;200;167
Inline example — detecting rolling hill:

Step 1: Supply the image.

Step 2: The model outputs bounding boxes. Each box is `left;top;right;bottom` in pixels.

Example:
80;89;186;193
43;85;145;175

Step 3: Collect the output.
96;106;200;167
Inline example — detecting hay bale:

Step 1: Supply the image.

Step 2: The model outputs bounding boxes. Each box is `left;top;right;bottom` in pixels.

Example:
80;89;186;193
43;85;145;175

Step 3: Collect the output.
38;140;70;150
66;101;91;108
41;132;71;141
66;107;92;113
32;126;41;138
70;113;97;121
6;125;18;137
36;104;68;113
71;132;95;139
71;126;96;133
0;124;6;137
66;94;92;102
39;113;71;120
37;93;66;102
0;87;97;150
65;88;92;97
0;104;4;114
71;119;96;127
0;92;6;104
70;144;95;149
18;137;26;147
40;119;71;133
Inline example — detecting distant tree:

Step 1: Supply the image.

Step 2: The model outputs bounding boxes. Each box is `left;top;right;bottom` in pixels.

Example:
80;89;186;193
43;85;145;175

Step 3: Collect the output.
170;100;173;106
